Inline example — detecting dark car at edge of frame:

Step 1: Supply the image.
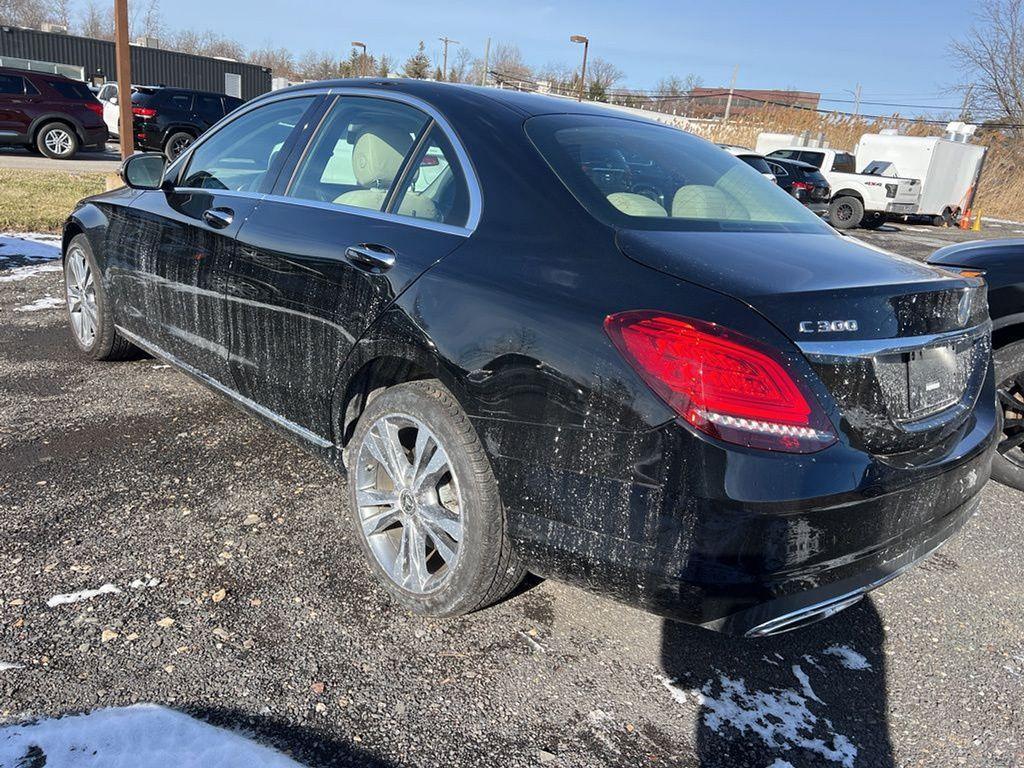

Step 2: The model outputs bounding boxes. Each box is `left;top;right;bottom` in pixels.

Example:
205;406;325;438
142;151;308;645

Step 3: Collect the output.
60;80;998;637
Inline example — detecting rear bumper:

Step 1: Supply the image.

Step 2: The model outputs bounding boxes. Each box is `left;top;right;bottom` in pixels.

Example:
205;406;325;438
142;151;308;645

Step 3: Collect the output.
82;124;108;147
485;381;998;636
806;202;829;216
886;202;919;214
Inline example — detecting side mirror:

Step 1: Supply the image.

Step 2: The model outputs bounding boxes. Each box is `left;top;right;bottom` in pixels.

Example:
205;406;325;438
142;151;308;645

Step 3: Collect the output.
121;152;167;190
110;95;118;105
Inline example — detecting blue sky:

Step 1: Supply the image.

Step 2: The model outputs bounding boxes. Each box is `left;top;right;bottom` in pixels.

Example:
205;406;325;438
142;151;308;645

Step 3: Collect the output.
165;0;969;117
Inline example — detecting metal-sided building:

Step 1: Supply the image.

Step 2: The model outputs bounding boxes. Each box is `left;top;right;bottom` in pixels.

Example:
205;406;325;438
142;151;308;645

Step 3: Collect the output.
0;26;271;100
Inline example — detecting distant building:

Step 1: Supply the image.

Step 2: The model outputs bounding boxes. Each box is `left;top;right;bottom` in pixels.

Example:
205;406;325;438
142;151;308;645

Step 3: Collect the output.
0;25;271;99
688;87;821;117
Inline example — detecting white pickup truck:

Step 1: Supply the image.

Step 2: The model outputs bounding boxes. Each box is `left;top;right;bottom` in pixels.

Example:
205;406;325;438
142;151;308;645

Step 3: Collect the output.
765;147;921;230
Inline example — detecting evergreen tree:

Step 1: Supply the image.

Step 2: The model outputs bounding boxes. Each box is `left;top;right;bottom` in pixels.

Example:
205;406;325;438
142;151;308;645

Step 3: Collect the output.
403;41;431;79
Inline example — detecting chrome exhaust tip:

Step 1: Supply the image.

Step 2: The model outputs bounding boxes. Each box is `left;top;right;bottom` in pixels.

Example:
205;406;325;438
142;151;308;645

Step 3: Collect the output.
744;592;864;638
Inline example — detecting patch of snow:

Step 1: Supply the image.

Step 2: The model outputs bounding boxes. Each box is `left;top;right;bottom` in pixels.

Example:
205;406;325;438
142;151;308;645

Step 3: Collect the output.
46;583;122;608
0;705;305;767
791;664;822;704
0;662;23;672
983;216;1024;226
0;234;62;283
767;760;796;768
14;295;63;312
657;675;688;705
129;577;160;589
665;674;857;768
823;645;872;671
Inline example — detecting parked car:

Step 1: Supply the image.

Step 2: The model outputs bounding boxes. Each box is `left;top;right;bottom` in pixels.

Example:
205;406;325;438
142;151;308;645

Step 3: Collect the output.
719;144;777;183
767;147;921;230
95;81;142;139
0;66;107;159
766;157;831;215
62;80;997;637
928;239;1024;492
129;86;245;159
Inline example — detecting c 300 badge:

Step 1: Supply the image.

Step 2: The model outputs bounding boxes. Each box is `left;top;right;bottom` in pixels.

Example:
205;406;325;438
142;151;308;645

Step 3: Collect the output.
799;319;859;333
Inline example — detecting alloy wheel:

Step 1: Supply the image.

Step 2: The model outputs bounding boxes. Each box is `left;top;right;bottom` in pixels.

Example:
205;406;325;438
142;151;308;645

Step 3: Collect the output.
44;128;73;157
997;371;1024;469
355;414;464;594
65;246;98;348
169;136;192;158
836;203;853;222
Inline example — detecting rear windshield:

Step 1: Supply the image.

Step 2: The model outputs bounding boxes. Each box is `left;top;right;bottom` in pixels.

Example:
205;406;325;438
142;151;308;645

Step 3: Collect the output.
526;114;829;233
48;80;94;100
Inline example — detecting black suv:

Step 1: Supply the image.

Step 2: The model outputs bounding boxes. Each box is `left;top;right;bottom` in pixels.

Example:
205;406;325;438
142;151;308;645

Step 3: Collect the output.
0;66;107;159
130;86;245;159
766;157;831;214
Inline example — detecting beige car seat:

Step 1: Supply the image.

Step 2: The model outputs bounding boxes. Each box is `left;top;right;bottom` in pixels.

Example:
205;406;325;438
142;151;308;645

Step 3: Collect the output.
607;192;667;217
672;185;750;220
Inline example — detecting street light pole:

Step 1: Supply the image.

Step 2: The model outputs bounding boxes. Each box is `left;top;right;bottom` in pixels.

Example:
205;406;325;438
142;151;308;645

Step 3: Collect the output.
114;0;134;158
438;36;460;82
570;34;588;102
351;41;366;77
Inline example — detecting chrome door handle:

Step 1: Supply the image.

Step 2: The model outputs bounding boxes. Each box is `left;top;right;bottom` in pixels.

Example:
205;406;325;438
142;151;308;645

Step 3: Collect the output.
345;243;396;271
202;207;234;229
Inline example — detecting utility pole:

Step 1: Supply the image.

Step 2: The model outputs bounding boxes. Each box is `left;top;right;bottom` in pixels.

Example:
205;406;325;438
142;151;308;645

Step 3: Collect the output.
960;84;974;121
114;0;134;158
853;83;862;117
723;64;738;122
438;36;459;82
480;37;490;86
570;34;589;102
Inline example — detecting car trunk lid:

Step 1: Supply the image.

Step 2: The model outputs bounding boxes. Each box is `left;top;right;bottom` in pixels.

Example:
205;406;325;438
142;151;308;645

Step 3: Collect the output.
616;229;990;455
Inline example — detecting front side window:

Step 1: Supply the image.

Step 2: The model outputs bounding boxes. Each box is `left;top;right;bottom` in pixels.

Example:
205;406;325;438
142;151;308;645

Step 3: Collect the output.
528;114;829;233
287;96;429;211
390;126;470;226
179;96;314;192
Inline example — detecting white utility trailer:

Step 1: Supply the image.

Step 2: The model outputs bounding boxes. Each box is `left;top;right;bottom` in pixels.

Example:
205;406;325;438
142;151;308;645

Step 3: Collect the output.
855;131;986;225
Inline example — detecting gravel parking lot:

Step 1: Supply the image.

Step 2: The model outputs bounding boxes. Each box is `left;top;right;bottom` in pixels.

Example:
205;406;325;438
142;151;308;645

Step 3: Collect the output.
0;223;1022;767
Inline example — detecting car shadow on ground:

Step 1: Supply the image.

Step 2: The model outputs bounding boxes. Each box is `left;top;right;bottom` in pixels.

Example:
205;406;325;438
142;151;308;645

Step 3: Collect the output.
660;598;892;768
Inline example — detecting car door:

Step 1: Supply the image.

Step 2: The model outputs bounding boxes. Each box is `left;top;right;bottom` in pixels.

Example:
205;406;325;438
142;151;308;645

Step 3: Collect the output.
193;93;225;134
0;73;37;138
226;92;477;440
104;94;318;386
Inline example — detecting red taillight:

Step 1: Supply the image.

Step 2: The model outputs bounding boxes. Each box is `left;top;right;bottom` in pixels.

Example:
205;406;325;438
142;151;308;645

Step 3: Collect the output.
420;155;440;166
604;311;835;453
132;106;157;119
790;181;814;191
84;101;103;117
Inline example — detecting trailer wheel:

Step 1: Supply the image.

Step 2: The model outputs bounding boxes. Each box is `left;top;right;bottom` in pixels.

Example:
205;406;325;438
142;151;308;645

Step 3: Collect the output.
861;211;886;230
829;196;864;229
932;207;954;227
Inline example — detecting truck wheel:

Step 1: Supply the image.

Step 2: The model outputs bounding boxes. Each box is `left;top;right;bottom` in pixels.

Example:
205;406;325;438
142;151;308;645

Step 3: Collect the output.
861;211;886;230
932;207;954;227
829;196;864;229
347;380;525;617
37;122;79;160
992;340;1024;493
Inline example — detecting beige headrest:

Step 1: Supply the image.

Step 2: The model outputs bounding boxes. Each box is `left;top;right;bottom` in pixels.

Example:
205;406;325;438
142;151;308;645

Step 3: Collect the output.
351;126;414;187
672;185;749;220
607;192;667;217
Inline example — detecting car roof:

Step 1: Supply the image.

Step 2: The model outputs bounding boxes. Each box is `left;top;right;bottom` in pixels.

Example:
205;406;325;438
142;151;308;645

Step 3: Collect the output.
0;66;72;82
765;156;819;171
277;77;659;121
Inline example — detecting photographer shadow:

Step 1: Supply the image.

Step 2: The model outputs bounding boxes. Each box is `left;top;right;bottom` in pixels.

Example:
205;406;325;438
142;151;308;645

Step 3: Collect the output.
660;597;893;768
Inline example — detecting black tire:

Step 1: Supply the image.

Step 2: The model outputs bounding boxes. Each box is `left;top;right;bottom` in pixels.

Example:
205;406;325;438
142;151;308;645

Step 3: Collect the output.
346;380;525;617
861;211;886;230
992;340;1024;492
933;207;954;227
36;122;79;160
829;196;864;230
164;131;194;160
63;234;136;361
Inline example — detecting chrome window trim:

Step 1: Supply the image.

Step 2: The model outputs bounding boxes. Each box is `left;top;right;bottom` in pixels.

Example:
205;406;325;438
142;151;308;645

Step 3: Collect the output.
164;85;482;236
798;321;990;362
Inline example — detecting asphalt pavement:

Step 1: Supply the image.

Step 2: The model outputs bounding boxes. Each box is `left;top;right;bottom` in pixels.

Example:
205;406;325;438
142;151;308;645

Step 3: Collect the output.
0;225;1021;767
0;143;122;173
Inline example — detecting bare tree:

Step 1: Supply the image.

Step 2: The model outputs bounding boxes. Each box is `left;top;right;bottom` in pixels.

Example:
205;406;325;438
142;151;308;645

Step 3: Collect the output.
0;0;66;28
447;45;473;83
296;49;340;81
250;46;296;79
134;0;162;38
478;41;532;85
167;28;246;59
585;57;623;101
951;0;1024;125
78;0;113;39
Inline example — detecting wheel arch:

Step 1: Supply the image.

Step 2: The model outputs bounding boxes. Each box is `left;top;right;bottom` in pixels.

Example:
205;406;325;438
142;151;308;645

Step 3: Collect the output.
831;188;864;204
993;316;1024;350
30;114;86;144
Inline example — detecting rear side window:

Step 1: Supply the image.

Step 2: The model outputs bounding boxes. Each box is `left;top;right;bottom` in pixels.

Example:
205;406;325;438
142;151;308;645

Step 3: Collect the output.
390;126;471;226
767;161;788;178
48;80;95;100
738;155;772;175
527;114;828;233
0;74;26;95
164;93;193;112
832;152;856;173
179;96;314;192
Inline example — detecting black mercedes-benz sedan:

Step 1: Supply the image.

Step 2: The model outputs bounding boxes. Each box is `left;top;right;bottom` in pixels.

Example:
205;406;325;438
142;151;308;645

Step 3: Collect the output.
60;79;998;637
